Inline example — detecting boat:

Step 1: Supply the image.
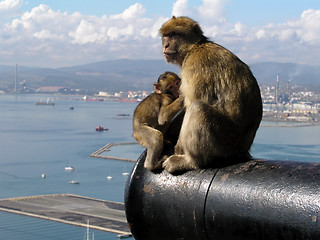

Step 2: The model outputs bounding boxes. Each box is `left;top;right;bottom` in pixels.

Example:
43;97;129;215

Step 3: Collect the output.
41;173;46;178
95;126;109;131
68;180;80;184
122;165;129;176
34;98;55;105
68;168;79;184
69;106;74;110
120;98;139;103
65;160;75;171
107;169;113;180
65;166;75;171
83;96;103;101
117;233;132;239
84;220;94;240
117;113;130;117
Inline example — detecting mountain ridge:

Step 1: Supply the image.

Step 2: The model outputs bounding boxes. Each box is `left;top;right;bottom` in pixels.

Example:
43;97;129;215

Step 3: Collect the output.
0;60;319;92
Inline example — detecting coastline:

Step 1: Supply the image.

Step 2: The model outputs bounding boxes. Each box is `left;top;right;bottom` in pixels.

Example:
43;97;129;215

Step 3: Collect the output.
260;118;320;127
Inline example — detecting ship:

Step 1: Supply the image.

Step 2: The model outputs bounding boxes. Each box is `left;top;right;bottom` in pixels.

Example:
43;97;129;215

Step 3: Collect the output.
83;96;103;101
95;126;109;132
120;98;140;103
35;98;55;105
117;113;130;117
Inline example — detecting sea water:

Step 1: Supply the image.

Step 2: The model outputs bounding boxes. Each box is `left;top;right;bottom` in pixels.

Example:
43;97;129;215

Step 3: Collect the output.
0;94;319;239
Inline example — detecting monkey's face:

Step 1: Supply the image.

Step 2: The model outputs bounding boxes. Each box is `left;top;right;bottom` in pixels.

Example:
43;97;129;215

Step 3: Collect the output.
161;33;182;65
159;73;181;99
160;16;204;66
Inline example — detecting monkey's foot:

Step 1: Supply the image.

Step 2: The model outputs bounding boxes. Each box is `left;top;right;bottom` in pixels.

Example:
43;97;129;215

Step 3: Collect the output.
163;155;197;173
144;159;164;171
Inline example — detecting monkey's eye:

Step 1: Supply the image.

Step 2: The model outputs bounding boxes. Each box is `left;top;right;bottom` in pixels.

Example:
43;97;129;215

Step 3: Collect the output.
168;32;178;39
163;32;179;39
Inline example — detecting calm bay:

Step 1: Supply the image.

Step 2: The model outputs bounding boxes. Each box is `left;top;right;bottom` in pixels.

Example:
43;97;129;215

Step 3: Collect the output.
0;94;319;239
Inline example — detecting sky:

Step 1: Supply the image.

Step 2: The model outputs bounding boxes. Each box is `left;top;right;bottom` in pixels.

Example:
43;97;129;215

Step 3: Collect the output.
0;0;320;68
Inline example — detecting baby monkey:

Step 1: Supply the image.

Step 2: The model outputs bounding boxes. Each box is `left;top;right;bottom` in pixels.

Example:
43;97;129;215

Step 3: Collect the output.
133;71;183;171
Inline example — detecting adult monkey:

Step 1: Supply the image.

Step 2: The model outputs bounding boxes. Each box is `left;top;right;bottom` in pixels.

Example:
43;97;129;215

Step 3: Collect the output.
160;16;262;173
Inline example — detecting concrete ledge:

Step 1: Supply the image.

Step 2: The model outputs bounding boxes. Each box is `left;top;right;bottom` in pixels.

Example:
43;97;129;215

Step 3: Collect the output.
0;194;130;235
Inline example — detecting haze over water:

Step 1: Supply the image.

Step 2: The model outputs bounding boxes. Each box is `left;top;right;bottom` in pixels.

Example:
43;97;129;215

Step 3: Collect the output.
0;94;319;239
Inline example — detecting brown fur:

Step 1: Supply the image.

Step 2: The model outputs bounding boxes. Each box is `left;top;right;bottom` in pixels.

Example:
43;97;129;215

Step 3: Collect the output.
133;71;183;170
160;16;262;173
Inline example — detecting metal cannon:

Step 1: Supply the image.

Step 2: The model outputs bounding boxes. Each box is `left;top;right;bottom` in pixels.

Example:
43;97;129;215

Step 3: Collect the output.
125;151;320;240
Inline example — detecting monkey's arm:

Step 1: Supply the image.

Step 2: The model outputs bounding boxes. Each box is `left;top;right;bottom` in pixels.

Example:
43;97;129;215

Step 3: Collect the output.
158;95;184;126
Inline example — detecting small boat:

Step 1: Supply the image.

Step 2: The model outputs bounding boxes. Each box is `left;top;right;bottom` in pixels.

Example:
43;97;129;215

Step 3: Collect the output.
95;126;109;131
107;169;113;180
69;106;74;110
83;96;103;101
65;166;75;171
117;233;132;239
117;113;130;117
122;165;129;176
68;180;80;184
120;98;139;103
35;98;55;105
41;173;46;178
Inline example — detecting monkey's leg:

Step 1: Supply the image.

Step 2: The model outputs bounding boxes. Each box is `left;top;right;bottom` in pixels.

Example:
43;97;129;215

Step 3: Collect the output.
164;101;238;173
163;105;201;173
133;126;164;171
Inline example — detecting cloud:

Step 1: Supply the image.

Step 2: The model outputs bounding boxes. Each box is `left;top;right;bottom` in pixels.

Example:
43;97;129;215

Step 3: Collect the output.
110;3;145;20
172;0;189;17
192;3;320;65
0;3;164;67
33;29;64;40
0;0;320;68
70;18;107;44
0;0;22;17
197;0;227;23
296;9;320;44
0;0;22;11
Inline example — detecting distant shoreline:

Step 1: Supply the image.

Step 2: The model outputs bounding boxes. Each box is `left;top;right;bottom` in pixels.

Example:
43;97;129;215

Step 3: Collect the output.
260;120;320;127
1;94;319;127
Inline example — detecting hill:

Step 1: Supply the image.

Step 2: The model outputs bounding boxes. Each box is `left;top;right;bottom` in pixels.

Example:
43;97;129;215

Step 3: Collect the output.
0;60;319;92
250;62;320;87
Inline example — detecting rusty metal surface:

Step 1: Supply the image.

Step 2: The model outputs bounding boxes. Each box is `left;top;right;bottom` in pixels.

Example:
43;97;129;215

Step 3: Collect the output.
125;153;320;240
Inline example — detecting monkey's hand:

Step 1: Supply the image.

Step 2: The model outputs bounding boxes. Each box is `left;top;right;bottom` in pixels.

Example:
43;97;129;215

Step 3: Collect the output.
158;95;184;126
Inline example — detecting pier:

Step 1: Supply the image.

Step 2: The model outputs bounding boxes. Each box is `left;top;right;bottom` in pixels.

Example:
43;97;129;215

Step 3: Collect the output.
90;142;138;162
0;194;131;236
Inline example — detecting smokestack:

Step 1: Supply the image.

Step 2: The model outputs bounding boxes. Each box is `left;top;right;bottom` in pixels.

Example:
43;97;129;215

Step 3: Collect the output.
14;64;17;93
275;73;279;104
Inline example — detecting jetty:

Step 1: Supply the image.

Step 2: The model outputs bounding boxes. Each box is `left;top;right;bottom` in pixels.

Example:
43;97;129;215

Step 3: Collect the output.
90;142;138;162
0;194;131;236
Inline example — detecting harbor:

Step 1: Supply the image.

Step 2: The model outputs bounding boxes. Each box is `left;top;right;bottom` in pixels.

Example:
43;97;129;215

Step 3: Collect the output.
90;142;138;162
1;95;319;239
0;194;131;237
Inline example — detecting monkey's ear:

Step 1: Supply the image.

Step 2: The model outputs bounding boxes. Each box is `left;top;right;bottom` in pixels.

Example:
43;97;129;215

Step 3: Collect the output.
153;83;162;94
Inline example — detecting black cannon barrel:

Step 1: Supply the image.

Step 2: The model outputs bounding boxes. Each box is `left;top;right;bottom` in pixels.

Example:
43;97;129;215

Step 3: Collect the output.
125;151;320;240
